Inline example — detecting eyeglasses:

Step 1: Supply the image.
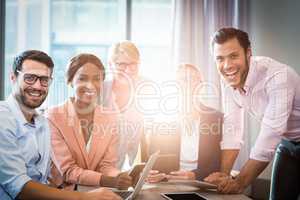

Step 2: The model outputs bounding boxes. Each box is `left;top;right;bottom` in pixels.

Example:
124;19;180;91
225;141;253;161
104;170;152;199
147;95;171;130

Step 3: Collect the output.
17;70;52;87
114;62;138;70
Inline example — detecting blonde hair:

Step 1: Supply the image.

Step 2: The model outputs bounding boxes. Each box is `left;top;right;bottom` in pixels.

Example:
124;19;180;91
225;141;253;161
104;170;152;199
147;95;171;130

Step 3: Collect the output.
108;40;140;64
177;63;202;81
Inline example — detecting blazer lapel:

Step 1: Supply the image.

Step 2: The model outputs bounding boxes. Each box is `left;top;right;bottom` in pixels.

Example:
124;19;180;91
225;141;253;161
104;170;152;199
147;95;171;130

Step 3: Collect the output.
66;100;90;168
87;106;107;166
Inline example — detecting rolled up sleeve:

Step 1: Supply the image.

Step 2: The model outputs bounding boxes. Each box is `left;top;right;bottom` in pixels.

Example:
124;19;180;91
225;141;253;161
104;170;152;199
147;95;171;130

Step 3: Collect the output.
0;118;31;199
250;70;295;162
249;129;281;162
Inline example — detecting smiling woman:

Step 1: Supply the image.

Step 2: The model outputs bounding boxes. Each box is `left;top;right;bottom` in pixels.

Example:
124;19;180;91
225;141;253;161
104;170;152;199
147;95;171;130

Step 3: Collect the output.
66;54;105;114
46;53;132;191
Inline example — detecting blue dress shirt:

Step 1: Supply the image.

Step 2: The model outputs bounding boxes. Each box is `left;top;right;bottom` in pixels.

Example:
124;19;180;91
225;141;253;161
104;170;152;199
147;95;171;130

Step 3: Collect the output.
0;95;51;200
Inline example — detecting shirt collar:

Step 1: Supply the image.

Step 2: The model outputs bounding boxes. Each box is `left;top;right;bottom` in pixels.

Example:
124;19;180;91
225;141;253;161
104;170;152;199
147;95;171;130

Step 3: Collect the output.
6;95;43;132
242;56;257;94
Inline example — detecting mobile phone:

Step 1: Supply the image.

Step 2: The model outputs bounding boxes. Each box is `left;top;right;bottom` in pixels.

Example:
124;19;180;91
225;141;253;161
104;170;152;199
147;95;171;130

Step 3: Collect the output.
161;192;208;200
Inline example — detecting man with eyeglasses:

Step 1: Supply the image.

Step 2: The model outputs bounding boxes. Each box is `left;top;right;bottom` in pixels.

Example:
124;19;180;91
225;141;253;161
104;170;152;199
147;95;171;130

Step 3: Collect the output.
0;50;121;200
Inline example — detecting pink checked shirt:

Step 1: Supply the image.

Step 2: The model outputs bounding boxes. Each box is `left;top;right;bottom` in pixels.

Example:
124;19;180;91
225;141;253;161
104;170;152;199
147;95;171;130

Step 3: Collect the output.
221;56;300;162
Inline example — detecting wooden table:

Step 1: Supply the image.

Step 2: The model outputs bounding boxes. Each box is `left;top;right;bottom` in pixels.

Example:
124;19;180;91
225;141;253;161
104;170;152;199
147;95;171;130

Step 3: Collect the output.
78;182;252;200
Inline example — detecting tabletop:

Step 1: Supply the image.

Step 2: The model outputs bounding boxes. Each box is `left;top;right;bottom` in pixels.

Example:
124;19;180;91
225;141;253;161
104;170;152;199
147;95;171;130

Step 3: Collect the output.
78;182;252;200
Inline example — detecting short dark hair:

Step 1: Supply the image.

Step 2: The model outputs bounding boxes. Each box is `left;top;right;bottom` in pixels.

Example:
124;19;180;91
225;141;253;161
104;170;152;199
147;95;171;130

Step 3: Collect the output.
13;50;54;76
66;53;105;84
211;27;251;53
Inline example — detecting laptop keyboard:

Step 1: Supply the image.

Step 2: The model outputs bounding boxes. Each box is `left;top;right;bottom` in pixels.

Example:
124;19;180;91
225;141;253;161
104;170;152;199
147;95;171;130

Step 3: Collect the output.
114;191;133;199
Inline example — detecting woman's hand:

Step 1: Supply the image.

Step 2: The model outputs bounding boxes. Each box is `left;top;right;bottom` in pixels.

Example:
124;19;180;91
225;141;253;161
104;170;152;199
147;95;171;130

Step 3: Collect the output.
166;170;196;180
100;172;132;190
145;170;166;183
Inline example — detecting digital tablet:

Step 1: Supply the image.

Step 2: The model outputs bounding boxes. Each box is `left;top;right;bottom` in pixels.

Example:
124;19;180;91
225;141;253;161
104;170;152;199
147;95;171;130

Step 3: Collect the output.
128;163;146;187
161;192;208;200
128;163;145;178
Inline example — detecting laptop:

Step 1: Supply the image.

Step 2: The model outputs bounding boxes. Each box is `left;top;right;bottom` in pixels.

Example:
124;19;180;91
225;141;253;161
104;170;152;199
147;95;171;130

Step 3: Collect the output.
114;151;160;200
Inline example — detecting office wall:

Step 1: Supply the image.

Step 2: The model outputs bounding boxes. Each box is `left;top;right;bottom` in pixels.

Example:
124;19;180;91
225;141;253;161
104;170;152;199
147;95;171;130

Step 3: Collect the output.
247;0;300;180
249;0;300;72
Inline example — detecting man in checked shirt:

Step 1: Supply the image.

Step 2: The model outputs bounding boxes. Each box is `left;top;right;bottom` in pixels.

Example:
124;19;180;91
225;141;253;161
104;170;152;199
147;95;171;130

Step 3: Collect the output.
204;27;300;200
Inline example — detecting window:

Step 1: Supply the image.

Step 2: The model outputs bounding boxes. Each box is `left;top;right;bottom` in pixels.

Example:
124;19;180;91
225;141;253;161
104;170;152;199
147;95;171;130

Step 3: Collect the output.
4;0;173;106
131;0;172;81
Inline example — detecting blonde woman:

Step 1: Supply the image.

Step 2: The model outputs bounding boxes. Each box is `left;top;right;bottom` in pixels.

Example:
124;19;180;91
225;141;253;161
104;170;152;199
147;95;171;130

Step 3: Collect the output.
103;41;146;170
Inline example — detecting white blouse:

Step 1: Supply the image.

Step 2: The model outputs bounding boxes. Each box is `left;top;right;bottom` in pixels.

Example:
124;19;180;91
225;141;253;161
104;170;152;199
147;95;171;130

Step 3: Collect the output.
180;118;200;170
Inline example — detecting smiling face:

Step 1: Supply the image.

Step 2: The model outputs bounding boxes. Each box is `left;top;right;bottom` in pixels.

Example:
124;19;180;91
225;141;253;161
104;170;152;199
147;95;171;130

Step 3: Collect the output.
12;59;52;109
72;63;103;106
213;37;251;89
176;66;202;93
112;53;139;81
176;65;203;115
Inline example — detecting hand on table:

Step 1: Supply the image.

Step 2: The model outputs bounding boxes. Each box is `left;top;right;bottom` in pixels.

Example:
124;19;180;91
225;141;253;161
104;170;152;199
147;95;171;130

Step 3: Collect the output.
215;177;244;194
204;172;229;185
146;170;166;183
166;170;196;180
204;172;244;194
83;188;122;200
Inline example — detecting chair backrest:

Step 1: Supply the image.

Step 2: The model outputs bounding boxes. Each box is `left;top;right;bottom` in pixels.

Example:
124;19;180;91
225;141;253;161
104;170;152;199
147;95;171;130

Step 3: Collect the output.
140;120;180;174
141;105;224;179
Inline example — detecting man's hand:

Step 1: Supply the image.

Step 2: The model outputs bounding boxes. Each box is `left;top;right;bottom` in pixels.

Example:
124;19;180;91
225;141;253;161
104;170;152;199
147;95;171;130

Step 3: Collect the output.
216;177;244;194
166;170;196;180
204;172;229;185
146;170;166;183
18;180;122;200
204;172;243;194
115;172;132;190
84;188;122;200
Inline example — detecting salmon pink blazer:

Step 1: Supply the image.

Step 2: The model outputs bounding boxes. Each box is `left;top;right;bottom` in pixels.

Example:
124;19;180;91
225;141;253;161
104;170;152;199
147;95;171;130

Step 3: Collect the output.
46;99;120;190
